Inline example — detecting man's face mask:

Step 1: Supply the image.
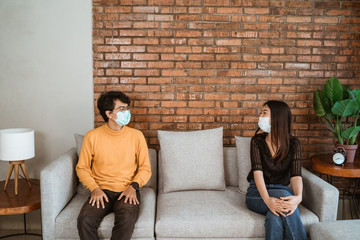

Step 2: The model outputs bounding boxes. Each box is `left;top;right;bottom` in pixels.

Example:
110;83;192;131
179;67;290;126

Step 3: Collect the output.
113;110;131;126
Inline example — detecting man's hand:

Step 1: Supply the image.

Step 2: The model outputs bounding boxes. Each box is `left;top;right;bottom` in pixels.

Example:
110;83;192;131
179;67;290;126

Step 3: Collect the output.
118;185;139;205
264;197;287;217
280;195;302;216
89;187;109;209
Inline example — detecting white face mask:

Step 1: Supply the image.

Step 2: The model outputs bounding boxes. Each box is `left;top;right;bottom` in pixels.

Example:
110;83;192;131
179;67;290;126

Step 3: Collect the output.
258;117;271;133
113;110;131;126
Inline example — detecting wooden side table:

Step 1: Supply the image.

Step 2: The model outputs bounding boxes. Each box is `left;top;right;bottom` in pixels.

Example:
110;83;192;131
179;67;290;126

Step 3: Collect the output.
312;154;360;219
0;179;41;239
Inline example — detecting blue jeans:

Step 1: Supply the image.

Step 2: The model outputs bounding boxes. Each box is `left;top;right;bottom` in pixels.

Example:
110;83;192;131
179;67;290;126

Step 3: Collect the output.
246;181;307;240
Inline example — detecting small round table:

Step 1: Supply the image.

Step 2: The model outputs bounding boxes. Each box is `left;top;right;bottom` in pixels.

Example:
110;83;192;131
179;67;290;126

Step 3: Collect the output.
312;154;360;219
0;179;41;239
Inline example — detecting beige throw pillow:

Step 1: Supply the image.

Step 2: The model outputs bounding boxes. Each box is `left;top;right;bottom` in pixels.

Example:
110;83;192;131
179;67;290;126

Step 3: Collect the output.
158;127;226;193
235;136;252;194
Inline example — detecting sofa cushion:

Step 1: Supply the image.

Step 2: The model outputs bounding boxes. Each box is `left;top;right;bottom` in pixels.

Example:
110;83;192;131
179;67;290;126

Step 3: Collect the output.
155;187;318;238
74;134;91;195
55;187;156;239
235;136;252;194
223;147;238;187
310;220;360;240
74;133;84;157
157;127;225;193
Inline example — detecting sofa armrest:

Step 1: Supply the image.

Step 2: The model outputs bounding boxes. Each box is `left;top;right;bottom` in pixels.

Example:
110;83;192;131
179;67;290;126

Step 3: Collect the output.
40;148;78;240
301;167;339;222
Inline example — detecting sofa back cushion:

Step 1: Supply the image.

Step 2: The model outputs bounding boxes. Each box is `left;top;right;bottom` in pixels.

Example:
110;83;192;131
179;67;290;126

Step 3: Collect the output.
223;147;238;187
235;136;252;193
158;127;226;193
74;134;157;194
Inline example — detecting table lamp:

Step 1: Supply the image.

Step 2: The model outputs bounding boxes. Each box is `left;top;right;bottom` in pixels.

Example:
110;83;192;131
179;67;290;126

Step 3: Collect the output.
0;128;35;195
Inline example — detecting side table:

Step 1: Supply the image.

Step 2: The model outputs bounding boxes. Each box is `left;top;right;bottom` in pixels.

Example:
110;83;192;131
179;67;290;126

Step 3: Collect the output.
0;179;41;239
312;154;360;219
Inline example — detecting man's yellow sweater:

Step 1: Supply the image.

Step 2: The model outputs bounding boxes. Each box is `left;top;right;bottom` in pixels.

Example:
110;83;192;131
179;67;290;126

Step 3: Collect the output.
76;124;152;192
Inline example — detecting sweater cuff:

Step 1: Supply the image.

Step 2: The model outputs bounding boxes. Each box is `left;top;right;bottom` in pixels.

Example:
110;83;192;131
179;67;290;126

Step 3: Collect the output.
88;183;100;192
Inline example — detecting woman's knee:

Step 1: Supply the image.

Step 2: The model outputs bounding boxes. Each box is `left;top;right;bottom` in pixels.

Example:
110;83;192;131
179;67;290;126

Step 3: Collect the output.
267;188;293;199
265;211;283;229
246;186;269;215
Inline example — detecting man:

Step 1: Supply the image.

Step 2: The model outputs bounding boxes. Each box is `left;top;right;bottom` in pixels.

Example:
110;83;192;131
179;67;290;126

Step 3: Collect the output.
76;91;152;240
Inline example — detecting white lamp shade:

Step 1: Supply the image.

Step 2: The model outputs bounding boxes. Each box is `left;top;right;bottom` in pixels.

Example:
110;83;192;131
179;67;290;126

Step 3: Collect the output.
0;128;35;161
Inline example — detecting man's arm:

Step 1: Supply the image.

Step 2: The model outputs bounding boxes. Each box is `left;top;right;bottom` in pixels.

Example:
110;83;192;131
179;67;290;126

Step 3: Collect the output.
118;132;151;204
75;133;99;192
76;133;108;208
132;132;152;187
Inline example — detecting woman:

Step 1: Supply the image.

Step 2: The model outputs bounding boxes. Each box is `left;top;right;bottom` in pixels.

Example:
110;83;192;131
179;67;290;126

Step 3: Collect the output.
246;100;307;240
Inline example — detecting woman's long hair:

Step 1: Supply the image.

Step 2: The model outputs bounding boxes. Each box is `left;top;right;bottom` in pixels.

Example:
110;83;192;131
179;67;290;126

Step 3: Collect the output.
259;100;292;164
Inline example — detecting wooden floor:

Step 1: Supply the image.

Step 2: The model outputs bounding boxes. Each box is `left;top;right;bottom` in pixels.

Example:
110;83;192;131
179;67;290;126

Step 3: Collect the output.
337;198;360;220
0;229;41;240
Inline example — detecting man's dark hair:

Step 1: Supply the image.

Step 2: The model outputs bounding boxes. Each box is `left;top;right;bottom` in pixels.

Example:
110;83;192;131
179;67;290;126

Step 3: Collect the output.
97;91;130;122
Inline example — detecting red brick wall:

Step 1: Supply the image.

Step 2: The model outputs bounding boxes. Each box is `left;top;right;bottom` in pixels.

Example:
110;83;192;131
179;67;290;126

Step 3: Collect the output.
92;0;360;168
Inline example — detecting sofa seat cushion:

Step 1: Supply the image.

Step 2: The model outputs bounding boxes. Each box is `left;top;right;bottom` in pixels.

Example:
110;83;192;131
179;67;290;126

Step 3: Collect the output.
155;187;318;238
310;220;360;240
55;187;156;239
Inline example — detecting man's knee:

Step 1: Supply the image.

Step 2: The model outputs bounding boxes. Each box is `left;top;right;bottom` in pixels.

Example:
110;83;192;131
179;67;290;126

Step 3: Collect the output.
114;203;139;225
78;211;100;230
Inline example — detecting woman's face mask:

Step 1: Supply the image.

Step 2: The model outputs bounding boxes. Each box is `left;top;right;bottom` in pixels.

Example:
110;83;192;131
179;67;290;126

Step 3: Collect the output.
113;110;131;126
258;117;271;133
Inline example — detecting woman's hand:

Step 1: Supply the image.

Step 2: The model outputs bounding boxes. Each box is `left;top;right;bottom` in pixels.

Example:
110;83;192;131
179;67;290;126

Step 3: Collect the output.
89;187;109;209
264;197;287;217
280;195;302;216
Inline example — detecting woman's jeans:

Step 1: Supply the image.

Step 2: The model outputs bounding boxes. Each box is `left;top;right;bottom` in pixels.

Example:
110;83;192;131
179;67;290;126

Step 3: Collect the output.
77;189;140;240
246;181;307;240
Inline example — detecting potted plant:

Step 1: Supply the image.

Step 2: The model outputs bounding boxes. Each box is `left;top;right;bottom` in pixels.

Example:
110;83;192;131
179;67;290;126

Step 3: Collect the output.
313;76;360;163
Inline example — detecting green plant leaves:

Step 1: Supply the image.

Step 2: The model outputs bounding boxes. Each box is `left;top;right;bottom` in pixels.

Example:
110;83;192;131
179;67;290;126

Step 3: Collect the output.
356;90;360;107
313;90;326;116
313;76;360;144
332;99;359;117
313;89;333;118
343;85;350;99
342;126;360;142
324;76;343;105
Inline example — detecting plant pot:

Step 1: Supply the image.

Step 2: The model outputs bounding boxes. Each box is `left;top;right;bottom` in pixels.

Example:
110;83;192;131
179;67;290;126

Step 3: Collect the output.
335;143;358;164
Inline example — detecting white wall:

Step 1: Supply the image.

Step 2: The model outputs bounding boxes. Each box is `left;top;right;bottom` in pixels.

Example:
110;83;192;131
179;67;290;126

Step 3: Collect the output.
0;0;93;229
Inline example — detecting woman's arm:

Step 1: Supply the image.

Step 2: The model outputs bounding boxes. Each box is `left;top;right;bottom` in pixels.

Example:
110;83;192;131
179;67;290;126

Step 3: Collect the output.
254;170;286;217
280;137;303;216
280;176;303;216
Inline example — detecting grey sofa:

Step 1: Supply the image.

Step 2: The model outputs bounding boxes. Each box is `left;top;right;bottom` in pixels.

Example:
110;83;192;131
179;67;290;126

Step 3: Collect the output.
41;135;339;240
155;148;338;239
40;148;157;240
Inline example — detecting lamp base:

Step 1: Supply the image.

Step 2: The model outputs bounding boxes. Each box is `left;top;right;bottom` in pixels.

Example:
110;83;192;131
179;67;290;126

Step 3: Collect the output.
4;160;32;195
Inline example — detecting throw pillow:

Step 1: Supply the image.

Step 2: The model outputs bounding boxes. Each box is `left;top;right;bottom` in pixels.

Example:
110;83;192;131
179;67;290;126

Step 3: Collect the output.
74;134;84;157
74;134;90;195
158;127;226;193
235;136;252;194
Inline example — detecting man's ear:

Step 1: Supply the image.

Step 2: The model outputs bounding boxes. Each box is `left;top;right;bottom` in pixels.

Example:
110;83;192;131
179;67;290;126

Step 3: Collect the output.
105;110;113;119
